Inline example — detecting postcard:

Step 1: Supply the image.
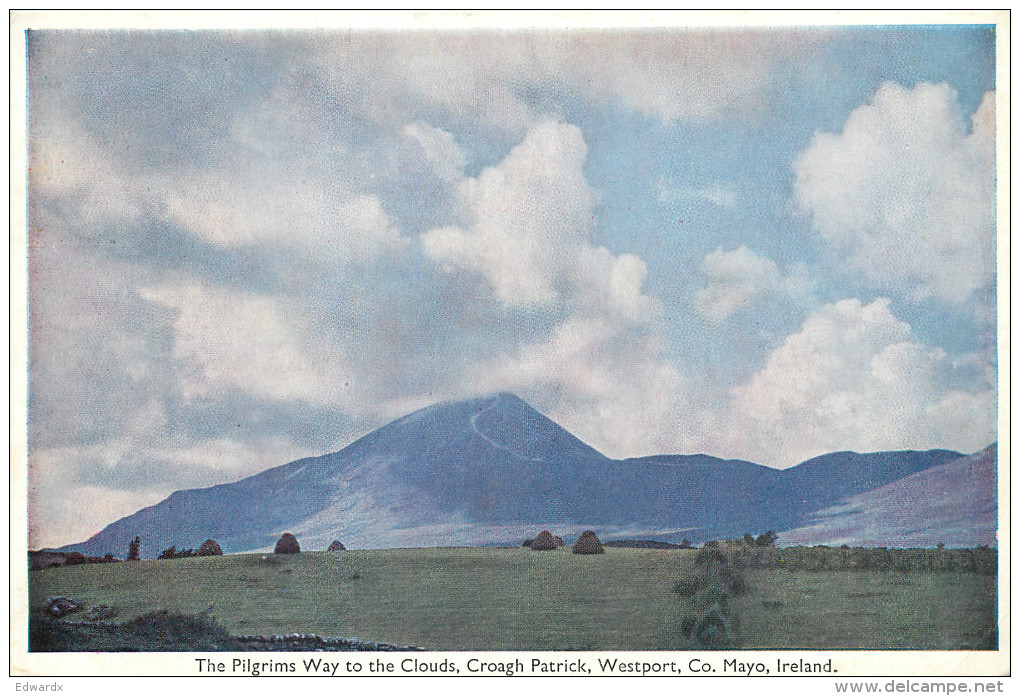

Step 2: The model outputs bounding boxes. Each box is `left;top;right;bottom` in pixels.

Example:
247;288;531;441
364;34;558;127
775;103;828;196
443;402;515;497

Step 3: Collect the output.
9;10;1010;685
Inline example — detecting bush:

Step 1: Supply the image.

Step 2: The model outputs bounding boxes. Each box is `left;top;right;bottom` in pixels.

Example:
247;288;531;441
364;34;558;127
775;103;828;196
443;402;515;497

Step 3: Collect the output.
158;546;197;560
673;578;700;597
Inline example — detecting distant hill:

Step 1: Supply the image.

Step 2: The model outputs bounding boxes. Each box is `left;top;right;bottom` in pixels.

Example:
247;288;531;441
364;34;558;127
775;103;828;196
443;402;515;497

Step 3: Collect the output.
602;539;686;549
55;392;980;558
778;444;997;548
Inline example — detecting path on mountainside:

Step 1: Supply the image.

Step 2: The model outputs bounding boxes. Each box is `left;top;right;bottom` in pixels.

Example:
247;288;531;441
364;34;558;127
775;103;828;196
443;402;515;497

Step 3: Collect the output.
469;397;545;463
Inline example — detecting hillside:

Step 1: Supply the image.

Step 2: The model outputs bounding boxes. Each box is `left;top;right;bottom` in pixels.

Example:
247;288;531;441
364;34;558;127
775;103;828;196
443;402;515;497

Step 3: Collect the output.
56;393;974;557
778;444;997;548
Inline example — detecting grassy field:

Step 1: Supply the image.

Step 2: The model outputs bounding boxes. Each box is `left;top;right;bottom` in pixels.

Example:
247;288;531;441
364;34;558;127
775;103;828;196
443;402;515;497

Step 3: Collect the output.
28;548;996;651
733;569;996;650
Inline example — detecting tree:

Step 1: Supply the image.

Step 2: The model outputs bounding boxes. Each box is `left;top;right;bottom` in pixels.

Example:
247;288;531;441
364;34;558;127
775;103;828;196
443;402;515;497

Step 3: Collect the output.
755;531;779;547
128;536;140;561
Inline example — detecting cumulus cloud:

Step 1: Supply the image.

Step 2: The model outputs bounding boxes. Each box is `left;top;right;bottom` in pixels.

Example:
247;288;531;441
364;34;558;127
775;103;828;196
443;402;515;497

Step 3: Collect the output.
313;30;819;129
467;316;701;458
31;86;406;266
694;245;814;321
794;82;995;303
159;167;405;261
731;298;996;466
141;281;356;407
422;121;658;322
402;121;467;183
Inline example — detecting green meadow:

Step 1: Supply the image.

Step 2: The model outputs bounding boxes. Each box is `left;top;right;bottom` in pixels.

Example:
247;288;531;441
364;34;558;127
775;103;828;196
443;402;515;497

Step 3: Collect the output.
28;548;996;651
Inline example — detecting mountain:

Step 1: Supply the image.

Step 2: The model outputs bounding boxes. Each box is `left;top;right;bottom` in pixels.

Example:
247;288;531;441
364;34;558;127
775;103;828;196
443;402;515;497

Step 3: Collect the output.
778;444;997;548
56;392;979;557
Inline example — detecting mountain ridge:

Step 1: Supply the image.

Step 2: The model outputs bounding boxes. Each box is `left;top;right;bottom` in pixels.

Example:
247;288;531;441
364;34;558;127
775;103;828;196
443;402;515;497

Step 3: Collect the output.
53;392;987;557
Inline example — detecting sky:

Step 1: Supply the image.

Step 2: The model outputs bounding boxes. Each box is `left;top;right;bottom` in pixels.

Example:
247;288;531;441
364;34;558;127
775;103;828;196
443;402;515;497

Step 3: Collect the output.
24;22;1000;549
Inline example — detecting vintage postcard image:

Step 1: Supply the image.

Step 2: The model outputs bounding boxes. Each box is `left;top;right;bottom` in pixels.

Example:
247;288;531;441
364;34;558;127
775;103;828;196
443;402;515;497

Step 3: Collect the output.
10;10;1009;678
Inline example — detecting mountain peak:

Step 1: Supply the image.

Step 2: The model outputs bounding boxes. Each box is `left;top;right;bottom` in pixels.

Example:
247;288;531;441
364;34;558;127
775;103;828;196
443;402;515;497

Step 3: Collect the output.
55;391;989;556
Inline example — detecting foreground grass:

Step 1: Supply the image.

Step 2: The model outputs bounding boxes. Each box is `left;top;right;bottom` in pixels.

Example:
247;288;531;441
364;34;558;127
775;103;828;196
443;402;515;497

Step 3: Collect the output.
29;547;997;651
733;569;997;650
29;548;685;650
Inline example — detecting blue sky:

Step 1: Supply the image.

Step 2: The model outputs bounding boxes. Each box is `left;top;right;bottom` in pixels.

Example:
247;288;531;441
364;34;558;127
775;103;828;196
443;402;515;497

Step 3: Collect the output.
25;23;999;548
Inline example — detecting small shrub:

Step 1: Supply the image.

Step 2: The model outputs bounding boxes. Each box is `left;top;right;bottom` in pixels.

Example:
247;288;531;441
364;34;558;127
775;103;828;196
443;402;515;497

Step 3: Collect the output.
673;578;700;597
723;570;749;596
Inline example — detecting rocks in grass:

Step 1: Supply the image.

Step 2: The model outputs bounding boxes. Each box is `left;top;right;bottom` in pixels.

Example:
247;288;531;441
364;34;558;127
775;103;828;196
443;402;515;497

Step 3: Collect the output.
274;533;301;554
45;596;81;617
572;530;605;555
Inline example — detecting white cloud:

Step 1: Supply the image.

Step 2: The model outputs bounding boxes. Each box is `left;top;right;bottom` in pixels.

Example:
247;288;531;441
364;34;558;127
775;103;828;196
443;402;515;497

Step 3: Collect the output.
141;281;356;407
731;298;996;466
160;174;405;262
694;245;814;321
402;121;467;182
32;101;406;265
467;316;701;458
794;82;995;303
30;112;148;226
422;120;657;322
312;30;819;128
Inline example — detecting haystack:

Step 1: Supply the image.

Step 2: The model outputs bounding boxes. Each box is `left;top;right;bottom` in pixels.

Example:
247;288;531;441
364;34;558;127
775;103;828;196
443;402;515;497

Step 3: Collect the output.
530;530;557;550
553;536;565;547
572;530;605;554
327;540;346;552
274;533;301;554
198;539;223;556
